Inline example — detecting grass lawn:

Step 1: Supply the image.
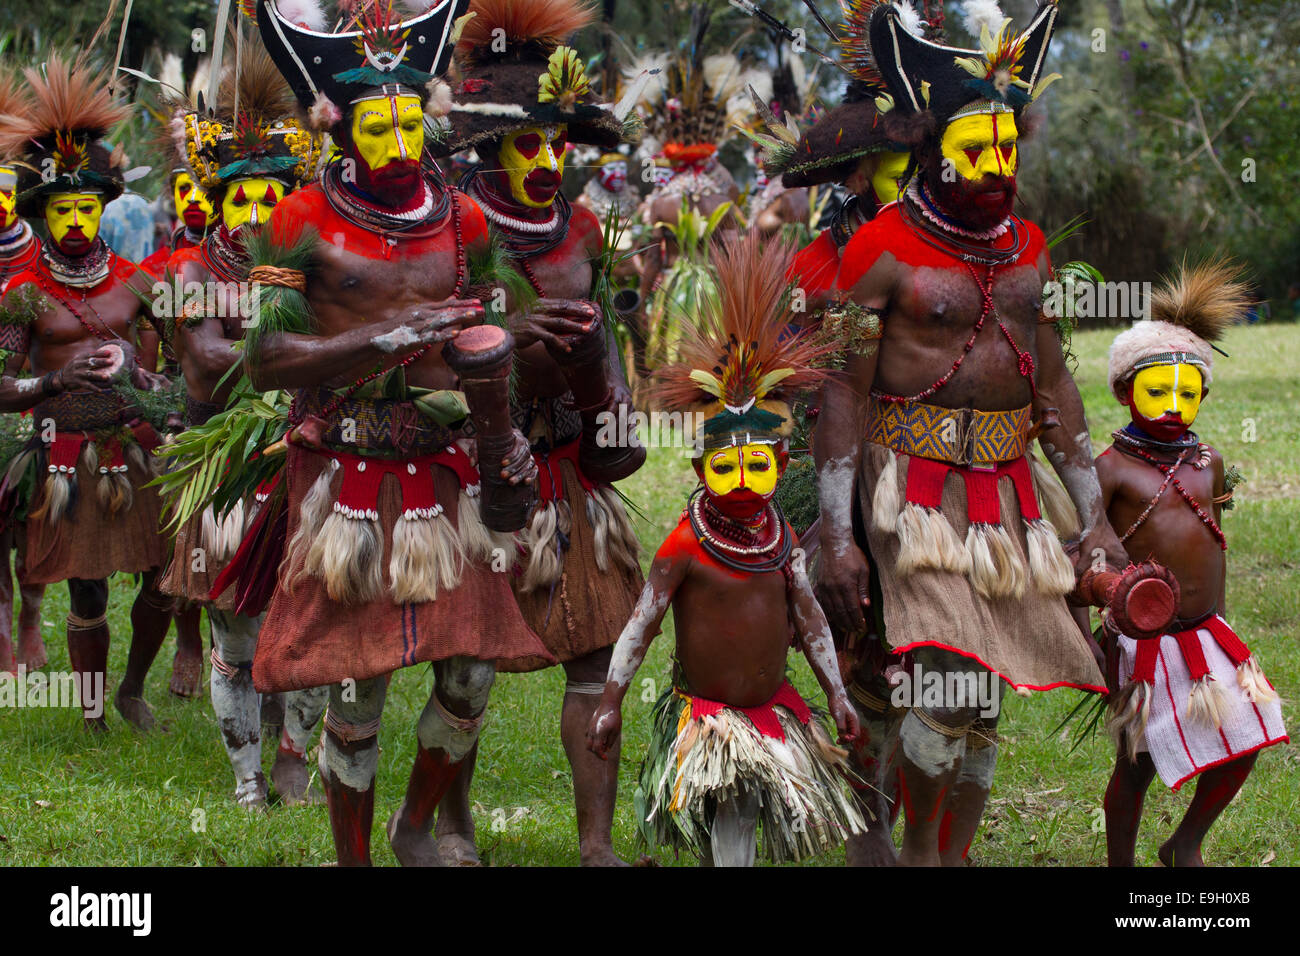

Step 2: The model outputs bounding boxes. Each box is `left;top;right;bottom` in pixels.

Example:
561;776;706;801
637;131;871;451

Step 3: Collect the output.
0;324;1296;867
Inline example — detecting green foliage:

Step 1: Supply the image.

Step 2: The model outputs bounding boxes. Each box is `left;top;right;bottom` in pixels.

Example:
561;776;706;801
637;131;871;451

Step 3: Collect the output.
241;226;319;368
151;383;290;531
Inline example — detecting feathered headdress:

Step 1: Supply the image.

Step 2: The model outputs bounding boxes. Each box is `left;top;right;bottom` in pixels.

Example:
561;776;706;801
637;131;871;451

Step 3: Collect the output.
0;53;132;219
653;230;833;449
174;39;321;195
1107;259;1249;398
0;69;33;166
748;1;920;187
869;0;1061;144
255;0;468;132
437;0;621;155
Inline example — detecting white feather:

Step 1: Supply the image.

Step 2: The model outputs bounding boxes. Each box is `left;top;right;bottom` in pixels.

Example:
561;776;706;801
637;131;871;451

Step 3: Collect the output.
960;0;1007;39
893;1;926;37
274;0;327;32
399;0;441;13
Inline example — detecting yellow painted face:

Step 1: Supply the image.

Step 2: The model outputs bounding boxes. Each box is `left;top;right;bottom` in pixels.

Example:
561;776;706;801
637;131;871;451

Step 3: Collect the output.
702;442;780;498
0;164;18;230
221;177;283;233
940;112;1019;181
350;93;424;173
1132;363;1204;427
173;172;218;228
500;124;568;208
45;192;104;248
870;150;911;205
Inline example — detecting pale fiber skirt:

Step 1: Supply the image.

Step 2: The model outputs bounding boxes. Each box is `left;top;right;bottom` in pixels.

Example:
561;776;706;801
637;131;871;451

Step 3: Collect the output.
858;442;1104;692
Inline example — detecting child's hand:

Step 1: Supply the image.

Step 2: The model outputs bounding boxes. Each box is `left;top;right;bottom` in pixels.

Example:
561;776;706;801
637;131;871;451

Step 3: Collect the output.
587;701;622;759
830;692;860;743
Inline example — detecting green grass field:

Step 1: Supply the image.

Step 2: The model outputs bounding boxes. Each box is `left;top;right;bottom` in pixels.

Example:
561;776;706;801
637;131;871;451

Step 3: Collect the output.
1;324;1296;867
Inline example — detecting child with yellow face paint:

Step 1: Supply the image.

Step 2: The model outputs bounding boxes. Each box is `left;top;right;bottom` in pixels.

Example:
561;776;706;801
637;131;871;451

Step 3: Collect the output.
1097;261;1286;866
588;232;865;867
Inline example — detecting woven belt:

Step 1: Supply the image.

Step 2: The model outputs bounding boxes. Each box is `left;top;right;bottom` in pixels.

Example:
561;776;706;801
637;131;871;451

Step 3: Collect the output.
295;386;457;458
34;389;132;432
865;396;1032;469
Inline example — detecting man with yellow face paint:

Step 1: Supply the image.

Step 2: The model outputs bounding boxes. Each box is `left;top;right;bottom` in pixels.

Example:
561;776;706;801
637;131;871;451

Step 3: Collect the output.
253;0;552;866
140;168;218;278
432;0;644;868
159;40;328;807
1097;261;1286;866
0;75;50;676
818;1;1129;867
0;53;178;731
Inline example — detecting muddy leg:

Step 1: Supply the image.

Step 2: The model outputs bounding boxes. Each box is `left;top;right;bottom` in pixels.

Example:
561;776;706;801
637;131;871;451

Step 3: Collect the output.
168;603;204;699
433;740;480;865
708;788;761;867
563;648;627;866
939;708;1002;867
114;571;173;731
209;609;266;808
1159;752;1258;868
895;707;968;867
66;578;110;731
1104;740;1157;867
320;676;387;866
0;528;15;673
843;674;904;867
272;681;328;805
16;573;47;670
388;656;493;867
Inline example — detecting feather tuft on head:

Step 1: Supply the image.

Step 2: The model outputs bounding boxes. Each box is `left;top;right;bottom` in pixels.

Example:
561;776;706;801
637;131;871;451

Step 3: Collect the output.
893;0;925;36
273;0;328;31
457;0;594;58
960;0;1007;39
1149;258;1249;344
652;230;834;440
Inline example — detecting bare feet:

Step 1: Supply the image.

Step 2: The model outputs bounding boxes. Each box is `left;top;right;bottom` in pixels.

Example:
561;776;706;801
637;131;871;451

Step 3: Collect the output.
435;832;482;866
271;748;323;806
235;773;269;810
1158;838;1205;867
845;827;899;867
17;624;47;671
114;687;157;732
580;845;630;867
387;811;444;867
169;647;203;699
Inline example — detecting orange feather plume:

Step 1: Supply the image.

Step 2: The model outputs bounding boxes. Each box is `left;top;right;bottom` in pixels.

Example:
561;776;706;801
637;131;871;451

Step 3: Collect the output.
457;0;594;59
652;230;834;417
0;52;130;157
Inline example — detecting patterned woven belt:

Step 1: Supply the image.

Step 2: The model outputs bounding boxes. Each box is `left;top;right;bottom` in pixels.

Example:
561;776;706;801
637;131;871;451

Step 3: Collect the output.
865;395;1032;468
34;389;132;432
296;386;456;458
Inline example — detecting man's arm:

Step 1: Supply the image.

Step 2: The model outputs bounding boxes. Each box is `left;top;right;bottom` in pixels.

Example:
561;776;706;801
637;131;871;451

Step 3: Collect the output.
789;555;860;741
244;301;485;391
587;548;687;758
813;248;894;636
1034;324;1127;570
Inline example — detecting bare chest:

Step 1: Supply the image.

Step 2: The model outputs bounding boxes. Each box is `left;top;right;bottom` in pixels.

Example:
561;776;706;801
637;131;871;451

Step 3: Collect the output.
308;238;463;329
